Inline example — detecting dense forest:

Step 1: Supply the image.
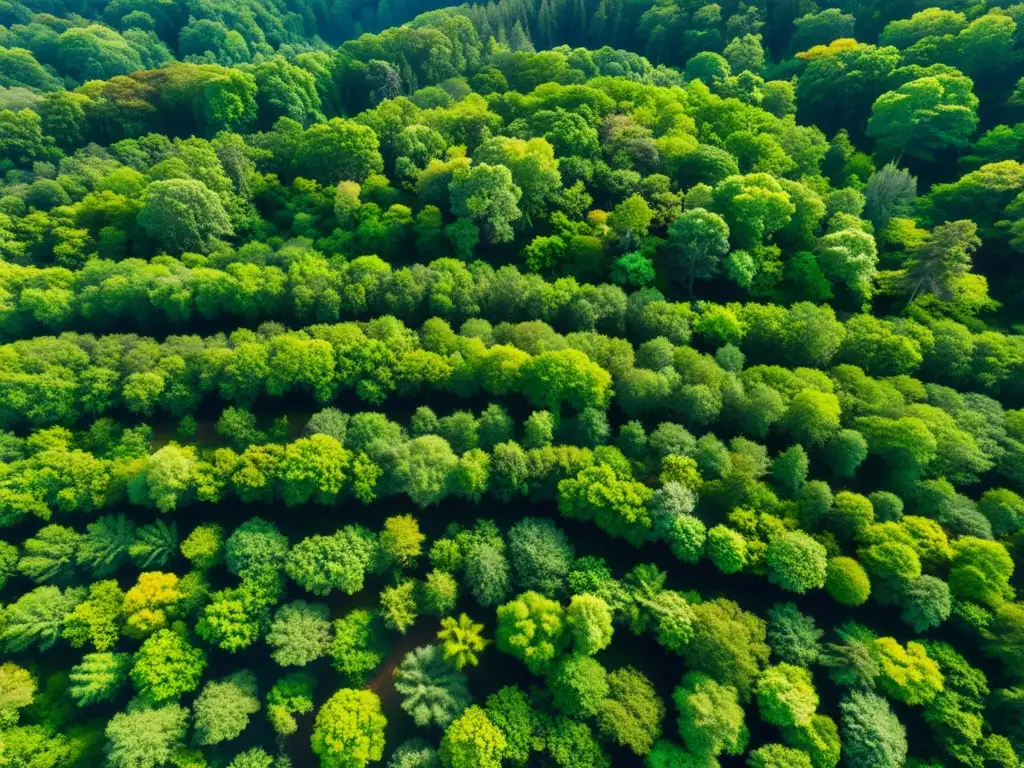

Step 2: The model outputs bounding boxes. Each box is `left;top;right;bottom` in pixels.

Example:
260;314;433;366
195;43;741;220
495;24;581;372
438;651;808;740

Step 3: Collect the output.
2;0;1024;766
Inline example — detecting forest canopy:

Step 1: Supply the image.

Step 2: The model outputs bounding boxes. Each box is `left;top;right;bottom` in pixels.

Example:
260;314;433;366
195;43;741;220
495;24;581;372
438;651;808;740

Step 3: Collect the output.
1;0;1024;767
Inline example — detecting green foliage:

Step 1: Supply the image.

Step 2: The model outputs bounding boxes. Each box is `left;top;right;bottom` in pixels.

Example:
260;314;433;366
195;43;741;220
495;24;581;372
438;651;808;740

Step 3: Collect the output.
547;716;610;768
825;557;871;606
438;613;490;670
549;654;609;717
673;672;748;757
381;579;420;634
381;515;426;567
767;603;823;668
267;600;332;666
496;590;568;675
839;691;907;768
266;672;316;738
330;609;388;685
755;663;819;728
765;532;828;593
177;524;223;572
485;686;544;766
394;645;470;728
566;593;614;655
285;526;378;596
312;688;387;768
747;744;813;768
129;626;206;703
69;652;130;706
137;179;233;253
0;7;1023;768
507;517;574;597
595;666;665;756
0;663;36;726
439;705;506;768
684;599;770;699
193;670;260;745
2;586;78;652
104;704;188;768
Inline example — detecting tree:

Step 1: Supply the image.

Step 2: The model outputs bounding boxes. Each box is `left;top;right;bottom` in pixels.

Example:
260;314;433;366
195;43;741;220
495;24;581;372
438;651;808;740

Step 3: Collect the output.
724;34;765;73
421;570;459;616
666;208;731;294
673;672;748;758
130;627;206;703
194;581;270;651
193;671;261;745
266;672;316;738
795;41;900;135
566;593;614;655
595;667;665;756
872;637;943;706
380;579;420;634
180;523;223;569
902;220;981;304
69;652;130;707
104;704;188;768
766;532;828;594
767;603;823;668
267;601;332;666
507;517;574;597
496;591;568;675
839;691;907;768
948;536;1014;608
0;663;36;725
608;194;655;249
707;525;747;574
825;557;871;606
394;645;470;729
747;744;814;768
756;663;819;728
439;705;506;768
863;162;917;229
129;521;179;570
772;445;809;497
485;686;544;766
684;598;769;699
330;609;388;685
391;435;458;507
712;174;795;250
438;614;490;670
462;537;510;607
226;517;289;582
558;462;653;546
295;119;383;184
380;515;426;567
521;350;613;413
473;136;561;221
449;163;522;243
17;524;80;584
547;717;610;768
388;739;441;768
867;74;979;160
2;586;77;652
137;179;233;254
285;526;378;596
785;714;840;768
645;591;696;653
781;390;841;446
312;689;387;768
77;514;134;577
63;580;124;651
228;749;274;768
549;654;609;717
899;576;951;632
